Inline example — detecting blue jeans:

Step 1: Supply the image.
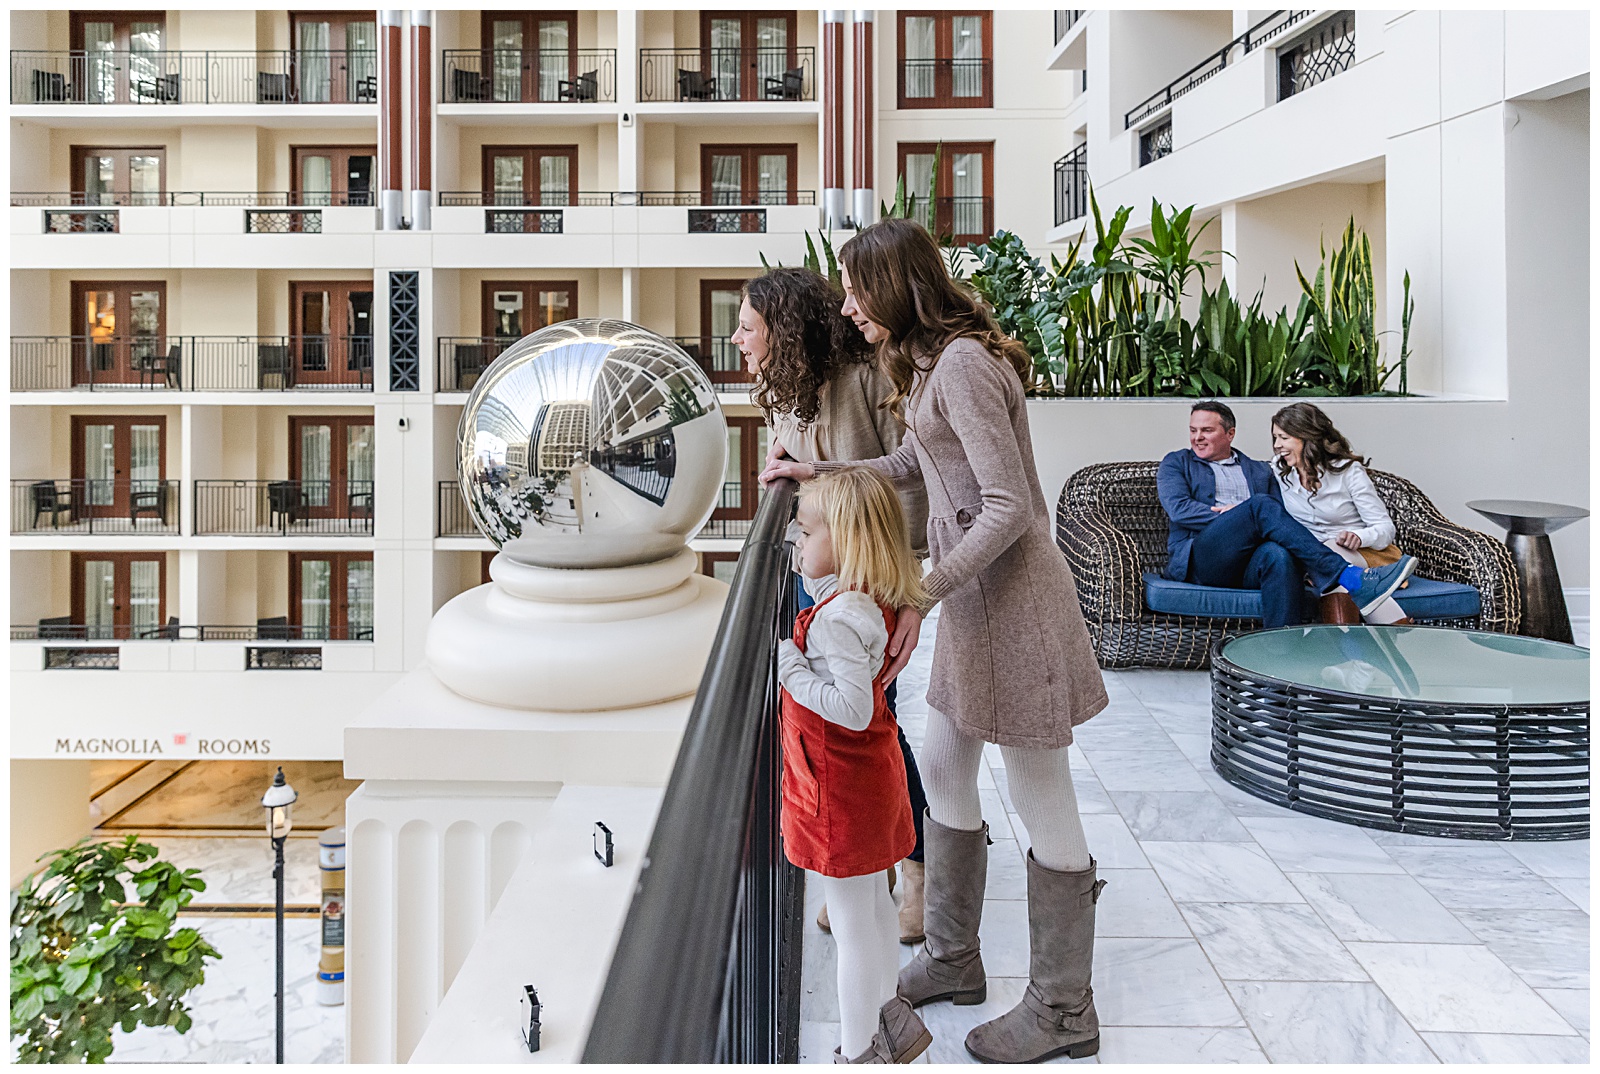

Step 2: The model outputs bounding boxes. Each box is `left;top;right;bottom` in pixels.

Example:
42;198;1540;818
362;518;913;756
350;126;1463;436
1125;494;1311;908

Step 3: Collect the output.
794;574;925;862
1187;494;1350;628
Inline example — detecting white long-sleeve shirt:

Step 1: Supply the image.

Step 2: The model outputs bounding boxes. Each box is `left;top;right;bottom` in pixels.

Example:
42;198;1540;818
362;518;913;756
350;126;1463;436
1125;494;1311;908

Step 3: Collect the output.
1276;460;1397;549
776;574;889;732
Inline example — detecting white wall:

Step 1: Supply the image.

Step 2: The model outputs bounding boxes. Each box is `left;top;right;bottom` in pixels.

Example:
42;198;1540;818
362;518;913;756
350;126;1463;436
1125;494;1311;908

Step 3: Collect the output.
10;760;91;886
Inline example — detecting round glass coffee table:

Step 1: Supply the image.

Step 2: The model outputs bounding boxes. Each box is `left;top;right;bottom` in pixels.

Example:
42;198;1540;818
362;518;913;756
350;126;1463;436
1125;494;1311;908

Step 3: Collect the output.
1211;626;1589;840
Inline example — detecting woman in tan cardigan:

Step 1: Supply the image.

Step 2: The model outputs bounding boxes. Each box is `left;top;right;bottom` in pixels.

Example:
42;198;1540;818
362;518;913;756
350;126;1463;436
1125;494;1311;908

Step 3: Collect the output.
735;268;930;945
762;220;1109;1064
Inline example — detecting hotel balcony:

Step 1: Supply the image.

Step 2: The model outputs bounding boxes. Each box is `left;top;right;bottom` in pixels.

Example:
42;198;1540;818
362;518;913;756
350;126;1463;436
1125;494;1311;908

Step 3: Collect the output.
436;335;751;396
440;49;616;104
10;337;374;394
11;479;179;535
638;47;815;103
9;50;377;107
193;480;373;537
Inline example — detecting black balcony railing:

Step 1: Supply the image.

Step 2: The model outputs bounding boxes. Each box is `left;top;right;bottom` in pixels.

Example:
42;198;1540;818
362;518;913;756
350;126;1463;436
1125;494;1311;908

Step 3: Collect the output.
43;209;118;232
584;478;801;1063
13;190;376;207
485;208;563;233
1055;11;1084;44
13;621;369;642
906;195;995;241
9;336;375;392
245;209;322;233
639;48;814;103
688;208;766;234
1139;118;1174;167
440;48;616;103
1053;143;1088;226
193;480;374;536
437;480;477;537
1279;12;1356;101
899;57;993;108
11;50;379;105
437;337;513;392
1123;10;1314;128
12;479;179;535
666;336;750;389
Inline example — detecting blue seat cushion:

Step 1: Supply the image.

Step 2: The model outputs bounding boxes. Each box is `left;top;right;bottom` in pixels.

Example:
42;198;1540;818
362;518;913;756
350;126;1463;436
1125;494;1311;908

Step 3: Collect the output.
1142;572;1481;621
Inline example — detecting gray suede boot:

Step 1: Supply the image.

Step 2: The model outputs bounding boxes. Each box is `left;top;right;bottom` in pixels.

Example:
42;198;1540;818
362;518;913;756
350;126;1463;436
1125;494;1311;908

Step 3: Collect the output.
832;997;933;1064
897;812;989;1008
964;853;1105;1063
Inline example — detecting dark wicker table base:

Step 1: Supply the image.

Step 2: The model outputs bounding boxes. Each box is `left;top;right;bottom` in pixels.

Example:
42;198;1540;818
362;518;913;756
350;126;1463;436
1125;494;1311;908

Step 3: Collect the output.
1210;643;1590;841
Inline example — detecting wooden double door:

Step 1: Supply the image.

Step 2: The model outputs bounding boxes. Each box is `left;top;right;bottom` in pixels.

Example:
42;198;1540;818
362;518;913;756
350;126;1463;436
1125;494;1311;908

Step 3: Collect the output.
290;552;373;640
71;415;166;519
292;281;375;386
72;552;166;639
701;11;798;101
290;415;373;520
481;10;577;103
72;280;166;386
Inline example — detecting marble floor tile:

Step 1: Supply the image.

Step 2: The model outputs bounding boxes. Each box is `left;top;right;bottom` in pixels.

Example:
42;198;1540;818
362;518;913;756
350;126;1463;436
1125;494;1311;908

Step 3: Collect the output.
1080;812;1150;869
915;977;1099;1064
147;835;325;905
1239;815;1403;874
1534;989;1589;1038
1179;902;1367;982
1110;791;1251;843
1545;875;1590;915
1094;869;1191;939
977;898;1032;977
979;788;1014;834
984;837;1029;901
1499;839;1591;879
1286;871;1477;944
1067;769;1119;815
1120;670;1211;707
1450;908;1590;989
1226;981;1436;1064
1142;842;1304;904
1091;937;1243;1028
1192;767;1305;819
1142;701;1214;737
1383;843;1528;879
1076;749;1209;793
799;1019;841;1064
1067;712;1173;752
1166;731;1215;768
1419;1032;1591;1063
1345;942;1577;1035
1412;873;1580;912
1096;1026;1266;1064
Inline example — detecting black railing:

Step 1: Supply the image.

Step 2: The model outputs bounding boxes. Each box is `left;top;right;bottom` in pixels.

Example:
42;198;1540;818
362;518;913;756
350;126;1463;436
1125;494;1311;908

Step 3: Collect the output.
907;195;995;241
688;208;766;234
437;337;513;392
899;57;993;107
639;47;814;103
584;478;801;1063
11;50;379;105
10;336;375;392
1279;12;1356;101
12;479;180;534
439;191;613;207
13;191;375;207
245;209;321;233
436;190;817;208
441;48;616;103
668;336;751;389
13;622;370;642
1123;10;1313;128
1053;143;1088;226
1055;11;1084;43
437;480;477;537
43;209;118;232
485;208;562;233
193;480;374;536
698;482;757;540
1139;118;1173;167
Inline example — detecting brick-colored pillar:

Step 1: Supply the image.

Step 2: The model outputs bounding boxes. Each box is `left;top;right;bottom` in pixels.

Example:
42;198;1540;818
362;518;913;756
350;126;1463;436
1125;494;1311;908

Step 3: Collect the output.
851;10;875;228
410;10;432;230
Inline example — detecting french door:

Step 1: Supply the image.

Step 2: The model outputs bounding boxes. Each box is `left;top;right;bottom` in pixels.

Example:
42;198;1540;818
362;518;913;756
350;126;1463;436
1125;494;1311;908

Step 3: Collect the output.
71;12;165;104
291;12;378;103
291;282;374;386
898;141;994;243
72;281;166;386
482;11;576;103
71;415;166;520
700;11;797;101
701;144;798;206
290;416;374;521
72;146;165;206
72;552;166;640
290;552;373;640
481;281;577;343
482;146;577;206
699;280;751;385
715;417;771;526
292;146;376;206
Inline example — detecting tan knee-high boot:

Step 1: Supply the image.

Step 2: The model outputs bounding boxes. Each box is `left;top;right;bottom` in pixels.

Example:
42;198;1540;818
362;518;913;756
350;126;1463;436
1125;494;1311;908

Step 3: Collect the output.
896;811;988;1007
964;853;1105;1063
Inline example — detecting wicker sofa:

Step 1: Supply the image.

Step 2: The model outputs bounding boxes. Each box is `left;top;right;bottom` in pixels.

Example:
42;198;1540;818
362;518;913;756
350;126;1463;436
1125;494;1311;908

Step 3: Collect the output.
1055;461;1522;669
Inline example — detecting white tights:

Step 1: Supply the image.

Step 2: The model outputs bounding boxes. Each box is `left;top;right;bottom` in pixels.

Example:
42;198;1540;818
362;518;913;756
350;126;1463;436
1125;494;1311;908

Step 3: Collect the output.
822;871;899;1058
919;706;1092;873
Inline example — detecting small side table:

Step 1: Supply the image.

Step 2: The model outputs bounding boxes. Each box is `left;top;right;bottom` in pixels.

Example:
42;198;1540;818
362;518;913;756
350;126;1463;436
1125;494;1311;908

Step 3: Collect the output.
1468;499;1589;643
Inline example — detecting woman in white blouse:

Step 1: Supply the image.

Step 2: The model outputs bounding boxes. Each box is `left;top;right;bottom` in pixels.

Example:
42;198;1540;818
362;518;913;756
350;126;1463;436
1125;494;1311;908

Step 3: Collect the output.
1271;403;1410;625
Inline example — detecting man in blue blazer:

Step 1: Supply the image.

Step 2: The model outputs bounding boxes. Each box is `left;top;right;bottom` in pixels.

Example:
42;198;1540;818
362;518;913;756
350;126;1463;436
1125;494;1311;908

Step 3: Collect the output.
1157;401;1415;627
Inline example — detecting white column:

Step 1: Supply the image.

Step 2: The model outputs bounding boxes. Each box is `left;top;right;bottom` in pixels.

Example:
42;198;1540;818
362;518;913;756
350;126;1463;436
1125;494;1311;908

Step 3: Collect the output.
616;10;640;199
621;267;641;323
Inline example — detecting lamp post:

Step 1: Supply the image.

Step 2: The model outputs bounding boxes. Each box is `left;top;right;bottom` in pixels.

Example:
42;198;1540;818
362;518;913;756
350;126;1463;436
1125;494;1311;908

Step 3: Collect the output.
261;767;298;1065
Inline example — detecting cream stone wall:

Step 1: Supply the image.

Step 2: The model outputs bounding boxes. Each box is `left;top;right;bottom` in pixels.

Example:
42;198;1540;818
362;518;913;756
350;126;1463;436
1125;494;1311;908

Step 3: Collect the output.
670;124;821;196
446;124;612;193
449;268;608;332
10;760;91;887
9;551;179;626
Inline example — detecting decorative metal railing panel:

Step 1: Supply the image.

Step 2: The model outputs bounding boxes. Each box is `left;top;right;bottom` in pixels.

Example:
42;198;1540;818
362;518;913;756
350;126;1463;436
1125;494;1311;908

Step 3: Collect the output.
11;50;378;105
639;47;814;103
1054;143;1088;226
42;209;118;232
688;208;767;234
1278;12;1357;100
193;480;374;536
1139;119;1173;167
441;48;616;103
485;208;563;233
1123;10;1314;128
389;270;420;391
12;479;180;535
245;209;321;233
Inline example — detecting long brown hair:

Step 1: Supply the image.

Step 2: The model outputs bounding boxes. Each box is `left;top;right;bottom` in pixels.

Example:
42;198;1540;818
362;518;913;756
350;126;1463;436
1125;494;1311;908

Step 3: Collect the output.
1272;402;1368;490
744;268;873;427
838;218;1031;408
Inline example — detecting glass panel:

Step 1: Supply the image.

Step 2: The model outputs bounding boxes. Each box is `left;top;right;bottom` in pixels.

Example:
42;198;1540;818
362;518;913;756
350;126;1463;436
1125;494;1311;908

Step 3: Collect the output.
83;22;116;104
756;154;788;206
128;560;160;637
347;155;374;203
300;291;330;371
951;151;983;235
297;21;332;103
83;155;115;204
538;155;570;206
346;21;377;98
904;16;935;99
710;289;741;372
903;153;936;232
300;559;332;640
129;155;161;204
537;20;568;102
536;289;572;327
84;425;115;506
723;424;743;510
492;20;523;102
346;560;374;639
301;155;333;206
492;155;525;204
130;425;161;490
952;16;983;98
128;21;163;101
347;424;374;511
710;18;742;100
84;559;117;638
301;425;332;506
348;291;374;343
710;154;742;204
491;289;525;338
129;290;161;368
756;17;788;89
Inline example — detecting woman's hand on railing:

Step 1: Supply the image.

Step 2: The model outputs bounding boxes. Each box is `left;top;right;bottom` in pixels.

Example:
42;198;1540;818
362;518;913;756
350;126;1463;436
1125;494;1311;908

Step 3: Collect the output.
764;436;790;472
760;457;814;487
882;605;923;683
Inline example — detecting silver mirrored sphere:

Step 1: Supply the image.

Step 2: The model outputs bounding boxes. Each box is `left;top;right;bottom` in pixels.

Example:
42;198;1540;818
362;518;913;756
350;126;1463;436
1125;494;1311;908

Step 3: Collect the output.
458;319;728;568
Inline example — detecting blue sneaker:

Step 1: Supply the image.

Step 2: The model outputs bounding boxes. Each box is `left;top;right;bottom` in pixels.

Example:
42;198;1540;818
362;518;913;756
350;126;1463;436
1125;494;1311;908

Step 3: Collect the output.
1346;556;1418;617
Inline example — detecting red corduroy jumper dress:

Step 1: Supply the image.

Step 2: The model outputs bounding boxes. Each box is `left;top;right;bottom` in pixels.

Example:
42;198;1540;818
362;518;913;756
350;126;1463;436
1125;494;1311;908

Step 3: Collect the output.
779;593;917;878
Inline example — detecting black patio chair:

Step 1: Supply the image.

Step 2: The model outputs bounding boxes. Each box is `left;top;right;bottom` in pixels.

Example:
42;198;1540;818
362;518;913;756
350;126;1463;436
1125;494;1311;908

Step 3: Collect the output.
258;343;293;389
452;67;489;102
39;616;84;640
764;67;804;100
129;483;167;525
32;481;74;529
453;343;489;391
134;71;180;102
355;74;377;102
559;69;598;102
32;70;69;102
137;343;182;389
257;71;291;103
267;481;304;532
256;616;292;640
678;68;714;101
143;615;180;640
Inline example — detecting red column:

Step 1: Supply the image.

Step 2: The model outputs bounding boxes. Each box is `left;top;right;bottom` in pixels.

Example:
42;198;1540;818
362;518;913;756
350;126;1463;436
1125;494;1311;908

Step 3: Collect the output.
379;11;403;229
822;12;847;229
410;11;432;229
852;12;874;227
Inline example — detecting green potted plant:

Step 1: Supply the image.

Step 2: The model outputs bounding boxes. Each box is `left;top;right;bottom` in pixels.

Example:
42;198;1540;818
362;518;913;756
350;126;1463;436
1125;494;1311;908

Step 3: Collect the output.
10;836;220;1063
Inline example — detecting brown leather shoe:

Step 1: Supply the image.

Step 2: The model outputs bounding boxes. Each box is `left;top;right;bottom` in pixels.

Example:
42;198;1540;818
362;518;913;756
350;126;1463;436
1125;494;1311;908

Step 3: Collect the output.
1320;592;1362;624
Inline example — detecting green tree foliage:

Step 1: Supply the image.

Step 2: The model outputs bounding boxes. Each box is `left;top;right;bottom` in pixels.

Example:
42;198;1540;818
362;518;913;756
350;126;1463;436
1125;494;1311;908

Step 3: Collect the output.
11;836;220;1063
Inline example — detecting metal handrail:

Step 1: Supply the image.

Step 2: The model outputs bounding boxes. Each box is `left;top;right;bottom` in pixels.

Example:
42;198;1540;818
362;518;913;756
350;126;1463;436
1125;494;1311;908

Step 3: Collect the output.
1054;143;1088;226
1123;10;1313;128
12;191;375;207
12;623;372;641
11;49;379;106
584;478;802;1063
